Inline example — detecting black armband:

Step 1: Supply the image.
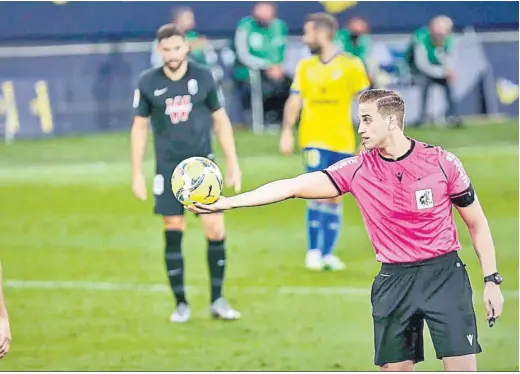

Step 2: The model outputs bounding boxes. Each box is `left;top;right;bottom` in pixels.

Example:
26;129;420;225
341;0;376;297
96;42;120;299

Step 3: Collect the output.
450;184;475;207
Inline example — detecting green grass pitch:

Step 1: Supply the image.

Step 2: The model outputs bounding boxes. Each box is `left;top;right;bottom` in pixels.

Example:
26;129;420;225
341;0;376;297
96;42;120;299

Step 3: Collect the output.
0;122;518;371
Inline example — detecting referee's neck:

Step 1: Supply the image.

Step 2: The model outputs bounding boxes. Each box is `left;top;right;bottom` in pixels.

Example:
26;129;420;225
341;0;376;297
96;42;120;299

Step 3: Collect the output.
379;134;412;161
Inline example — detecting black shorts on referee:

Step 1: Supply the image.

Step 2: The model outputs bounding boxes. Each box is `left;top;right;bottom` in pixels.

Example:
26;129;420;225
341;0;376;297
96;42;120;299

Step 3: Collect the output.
371;251;482;366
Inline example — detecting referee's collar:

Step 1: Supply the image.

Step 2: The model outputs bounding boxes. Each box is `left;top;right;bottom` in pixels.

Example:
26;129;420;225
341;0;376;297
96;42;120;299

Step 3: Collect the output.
378;138;416;162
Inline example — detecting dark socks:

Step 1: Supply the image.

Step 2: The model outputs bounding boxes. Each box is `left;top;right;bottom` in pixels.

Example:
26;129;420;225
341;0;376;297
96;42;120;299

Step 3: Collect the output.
207;238;226;303
164;230;187;305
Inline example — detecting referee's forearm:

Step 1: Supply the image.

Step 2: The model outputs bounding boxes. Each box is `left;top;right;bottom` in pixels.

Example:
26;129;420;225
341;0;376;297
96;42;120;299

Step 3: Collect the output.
229;179;294;208
469;222;498;276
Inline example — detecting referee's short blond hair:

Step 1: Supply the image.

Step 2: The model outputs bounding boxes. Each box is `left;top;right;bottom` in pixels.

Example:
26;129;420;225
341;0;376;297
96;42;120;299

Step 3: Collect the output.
359;89;406;130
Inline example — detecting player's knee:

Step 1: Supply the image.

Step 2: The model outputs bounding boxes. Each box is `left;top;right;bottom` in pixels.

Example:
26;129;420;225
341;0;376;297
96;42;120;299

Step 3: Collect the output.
380;361;414;372
205;225;225;241
164;216;185;231
201;214;225;241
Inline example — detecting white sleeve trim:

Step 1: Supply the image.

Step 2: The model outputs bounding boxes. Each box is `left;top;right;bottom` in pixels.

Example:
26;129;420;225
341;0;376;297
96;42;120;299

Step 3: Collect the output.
414;43;445;79
234;28;270;70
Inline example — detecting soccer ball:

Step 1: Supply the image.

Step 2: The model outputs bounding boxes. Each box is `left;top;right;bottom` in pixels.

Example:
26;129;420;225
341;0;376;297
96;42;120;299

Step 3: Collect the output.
171;157;223;206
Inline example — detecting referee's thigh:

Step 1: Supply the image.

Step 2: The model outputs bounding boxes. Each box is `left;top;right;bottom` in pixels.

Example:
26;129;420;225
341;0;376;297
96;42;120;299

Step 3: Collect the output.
371;270;425;366
421;257;482;359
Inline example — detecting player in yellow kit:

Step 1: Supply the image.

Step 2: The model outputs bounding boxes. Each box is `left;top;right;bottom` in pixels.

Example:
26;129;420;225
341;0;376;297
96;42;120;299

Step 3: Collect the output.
280;12;370;271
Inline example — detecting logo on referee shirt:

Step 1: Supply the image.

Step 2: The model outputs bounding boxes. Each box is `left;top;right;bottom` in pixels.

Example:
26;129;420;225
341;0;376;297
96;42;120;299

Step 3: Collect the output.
415;189;434;210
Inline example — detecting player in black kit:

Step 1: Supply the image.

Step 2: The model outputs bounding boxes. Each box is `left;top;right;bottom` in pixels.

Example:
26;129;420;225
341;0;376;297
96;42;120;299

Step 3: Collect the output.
131;24;242;323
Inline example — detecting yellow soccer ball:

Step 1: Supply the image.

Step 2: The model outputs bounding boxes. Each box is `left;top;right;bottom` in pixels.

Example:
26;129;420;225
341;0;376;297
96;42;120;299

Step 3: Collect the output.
171;157;223;206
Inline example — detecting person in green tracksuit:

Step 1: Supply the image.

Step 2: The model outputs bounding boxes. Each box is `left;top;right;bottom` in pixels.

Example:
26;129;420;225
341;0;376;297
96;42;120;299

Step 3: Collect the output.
336;17;370;68
151;6;213;68
336;17;373;85
233;2;291;125
405;15;462;127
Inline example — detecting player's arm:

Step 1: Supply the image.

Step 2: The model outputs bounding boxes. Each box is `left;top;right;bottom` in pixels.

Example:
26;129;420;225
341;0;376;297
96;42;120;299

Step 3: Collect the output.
413;42;446;79
441;151;504;320
282;94;302;134
131;116;148;176
207;77;241;192
234;21;270;70
280;63;303;155
212;108;239;166
0;262;11;359
131;80;152;200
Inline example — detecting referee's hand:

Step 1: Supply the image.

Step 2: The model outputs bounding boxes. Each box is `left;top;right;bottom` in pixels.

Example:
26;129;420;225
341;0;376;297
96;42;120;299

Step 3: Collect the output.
483;283;504;323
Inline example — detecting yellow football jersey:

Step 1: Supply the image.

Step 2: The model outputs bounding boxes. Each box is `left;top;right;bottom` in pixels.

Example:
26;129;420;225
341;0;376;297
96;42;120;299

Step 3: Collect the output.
290;52;370;154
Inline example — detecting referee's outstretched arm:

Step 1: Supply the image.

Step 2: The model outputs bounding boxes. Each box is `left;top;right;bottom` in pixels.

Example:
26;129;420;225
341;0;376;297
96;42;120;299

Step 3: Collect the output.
188;171;340;214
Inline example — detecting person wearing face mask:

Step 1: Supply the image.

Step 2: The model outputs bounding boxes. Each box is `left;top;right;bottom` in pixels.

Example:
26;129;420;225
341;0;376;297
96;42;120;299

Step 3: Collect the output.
151;6;211;68
405;15;462;127
233;2;291;126
336;17;371;68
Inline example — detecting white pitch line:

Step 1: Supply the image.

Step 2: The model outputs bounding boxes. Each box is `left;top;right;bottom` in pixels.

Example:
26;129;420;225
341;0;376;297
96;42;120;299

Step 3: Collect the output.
5;279;518;298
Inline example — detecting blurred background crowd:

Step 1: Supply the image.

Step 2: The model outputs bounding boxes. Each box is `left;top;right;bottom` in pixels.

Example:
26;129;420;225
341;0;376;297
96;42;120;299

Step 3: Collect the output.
0;1;518;140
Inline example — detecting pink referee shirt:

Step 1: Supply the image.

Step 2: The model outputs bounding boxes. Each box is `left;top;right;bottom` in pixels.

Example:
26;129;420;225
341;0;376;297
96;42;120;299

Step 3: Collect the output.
323;139;473;264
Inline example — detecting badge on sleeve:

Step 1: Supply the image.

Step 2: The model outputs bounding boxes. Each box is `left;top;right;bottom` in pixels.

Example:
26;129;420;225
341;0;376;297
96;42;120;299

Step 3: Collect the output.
188;79;198;95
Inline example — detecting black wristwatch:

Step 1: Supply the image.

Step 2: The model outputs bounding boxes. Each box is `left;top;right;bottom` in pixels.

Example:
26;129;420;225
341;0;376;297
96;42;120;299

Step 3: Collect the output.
484;272;503;285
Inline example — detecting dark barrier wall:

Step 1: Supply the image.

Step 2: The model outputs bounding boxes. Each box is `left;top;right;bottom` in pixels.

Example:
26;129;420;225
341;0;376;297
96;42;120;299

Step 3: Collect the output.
0;1;518;42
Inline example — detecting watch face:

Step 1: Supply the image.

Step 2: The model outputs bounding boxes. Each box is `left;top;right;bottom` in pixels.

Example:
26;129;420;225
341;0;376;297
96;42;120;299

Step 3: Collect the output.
495;274;503;284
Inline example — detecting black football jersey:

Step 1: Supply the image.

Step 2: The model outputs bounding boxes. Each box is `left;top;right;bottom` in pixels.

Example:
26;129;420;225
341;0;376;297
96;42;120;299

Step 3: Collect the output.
133;62;223;163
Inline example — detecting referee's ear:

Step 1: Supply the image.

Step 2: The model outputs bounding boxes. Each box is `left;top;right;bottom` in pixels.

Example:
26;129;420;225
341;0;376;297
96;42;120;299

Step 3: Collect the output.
387;114;398;131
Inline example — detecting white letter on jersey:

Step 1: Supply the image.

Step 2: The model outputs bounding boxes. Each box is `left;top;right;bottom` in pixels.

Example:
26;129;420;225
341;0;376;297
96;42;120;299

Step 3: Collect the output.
445;152;470;188
328;157;359;172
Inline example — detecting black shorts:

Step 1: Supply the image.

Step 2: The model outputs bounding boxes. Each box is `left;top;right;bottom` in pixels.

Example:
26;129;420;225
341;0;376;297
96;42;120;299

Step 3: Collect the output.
153;156;219;217
153;161;184;216
371;251;482;367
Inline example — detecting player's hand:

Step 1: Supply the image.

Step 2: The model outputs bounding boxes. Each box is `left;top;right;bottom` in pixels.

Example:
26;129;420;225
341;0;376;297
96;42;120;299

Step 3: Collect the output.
132;173;147;201
483;282;504;322
187;197;233;214
0;313;11;359
225;161;242;193
280;130;294;156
